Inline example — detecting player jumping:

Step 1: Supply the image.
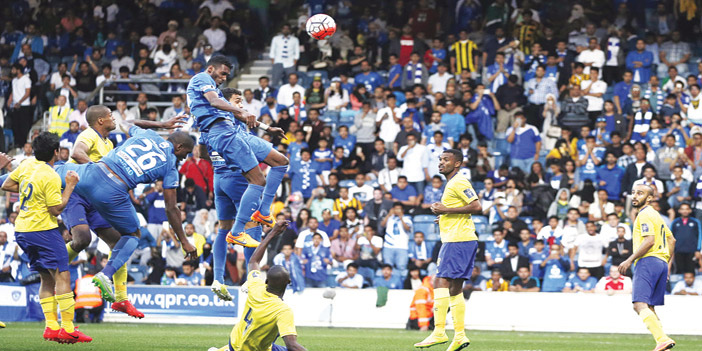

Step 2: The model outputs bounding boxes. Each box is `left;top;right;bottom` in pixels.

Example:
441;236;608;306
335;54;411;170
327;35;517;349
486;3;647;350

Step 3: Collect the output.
1;132;92;343
56;120;198;302
209;220;307;351
186;56;288;249
415;149;482;351
618;184;676;351
62;105;185;317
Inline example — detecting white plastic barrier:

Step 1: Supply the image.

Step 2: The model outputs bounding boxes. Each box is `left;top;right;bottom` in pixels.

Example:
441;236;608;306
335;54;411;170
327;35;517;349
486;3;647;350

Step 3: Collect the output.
105;288;702;335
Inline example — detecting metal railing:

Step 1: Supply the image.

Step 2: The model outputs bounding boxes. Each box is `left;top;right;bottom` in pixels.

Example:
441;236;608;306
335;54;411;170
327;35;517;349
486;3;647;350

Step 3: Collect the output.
93;78;192;108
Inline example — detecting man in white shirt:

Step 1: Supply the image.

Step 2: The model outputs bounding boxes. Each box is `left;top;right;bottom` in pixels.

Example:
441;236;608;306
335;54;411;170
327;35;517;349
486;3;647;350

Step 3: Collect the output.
49;62;75;91
241;89;263;118
162;95;186;121
422;130;451;179
427;63;452;94
8;63;34;147
397;134;427;194
68;99;89;130
577;37;605;75
0;231;16;282
570;222;608;279
672;272;702;295
203;16;227;52
580;67;607;118
599;213;632;243
269;24;300;88
375;95;405;147
380;203;412;276
348;173;374;203
336;263;364;288
378;157;401;193
294;217;331;256
110;46;135;73
199;0;234;18
276;72;305;108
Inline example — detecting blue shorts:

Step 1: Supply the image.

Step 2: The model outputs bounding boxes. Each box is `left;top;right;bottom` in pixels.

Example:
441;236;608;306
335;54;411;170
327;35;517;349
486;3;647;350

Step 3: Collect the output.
213;172;249;221
15;229;69;272
208;120;260;173
436;241;478;280
228;339;287;351
61;192;112;231
632;256;668;306
56;163;140;235
240;132;273;162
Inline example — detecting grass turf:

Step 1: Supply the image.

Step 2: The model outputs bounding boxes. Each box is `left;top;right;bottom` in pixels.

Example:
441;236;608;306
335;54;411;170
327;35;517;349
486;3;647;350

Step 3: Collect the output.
2;322;702;350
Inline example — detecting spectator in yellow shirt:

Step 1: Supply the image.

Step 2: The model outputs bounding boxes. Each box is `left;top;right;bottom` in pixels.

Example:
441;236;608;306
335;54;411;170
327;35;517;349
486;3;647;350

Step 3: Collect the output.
485;270;509;292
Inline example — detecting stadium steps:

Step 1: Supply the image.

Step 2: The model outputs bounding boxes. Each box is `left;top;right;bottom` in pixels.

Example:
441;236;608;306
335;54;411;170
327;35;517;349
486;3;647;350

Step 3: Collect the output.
235;51;272;91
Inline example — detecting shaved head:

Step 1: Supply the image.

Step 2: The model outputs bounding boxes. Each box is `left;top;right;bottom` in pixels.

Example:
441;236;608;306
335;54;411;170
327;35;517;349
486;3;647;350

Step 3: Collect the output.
631;184;654;209
266;265;291;294
86;105;111;126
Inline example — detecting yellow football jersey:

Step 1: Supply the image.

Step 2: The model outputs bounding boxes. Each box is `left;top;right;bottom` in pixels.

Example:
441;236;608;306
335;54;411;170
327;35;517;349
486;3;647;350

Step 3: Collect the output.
11;158;62;232
438;174;479;243
69;127;113;163
229;271;296;351
632;205;673;264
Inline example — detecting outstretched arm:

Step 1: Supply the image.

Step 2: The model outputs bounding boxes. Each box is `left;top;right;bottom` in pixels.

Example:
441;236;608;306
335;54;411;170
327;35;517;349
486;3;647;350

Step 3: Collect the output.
118;115;188;136
164;188;198;261
248;220;290;272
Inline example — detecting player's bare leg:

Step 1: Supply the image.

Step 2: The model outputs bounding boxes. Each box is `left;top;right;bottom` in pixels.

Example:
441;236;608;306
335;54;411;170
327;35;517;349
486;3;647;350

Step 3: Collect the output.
633;302;675;350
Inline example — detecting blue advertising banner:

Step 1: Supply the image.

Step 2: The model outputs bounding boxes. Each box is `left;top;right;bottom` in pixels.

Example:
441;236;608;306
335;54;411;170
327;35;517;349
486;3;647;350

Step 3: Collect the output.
0;283;42;322
106;285;239;318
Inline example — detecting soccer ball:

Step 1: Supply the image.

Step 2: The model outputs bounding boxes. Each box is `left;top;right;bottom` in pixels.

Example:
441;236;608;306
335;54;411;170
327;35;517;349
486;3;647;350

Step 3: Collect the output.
306;14;336;40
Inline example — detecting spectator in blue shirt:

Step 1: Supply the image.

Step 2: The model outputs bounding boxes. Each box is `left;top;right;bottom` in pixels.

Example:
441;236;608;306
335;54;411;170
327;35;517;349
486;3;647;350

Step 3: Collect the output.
485;229;509;269
334;125;357;158
426;38;447;74
60;121;80;147
670;203;702;274
596;152;625;201
318;209;341;239
420;176;444;214
302;233;332;288
529;239;549;280
408;232;434;272
612;70;633;114
540;244;571;292
578;136;605;183
390;176;418;207
287;129;309;164
373;264;403;289
625;39;653;85
289;148;320;201
666;166;691;209
441;101;466;144
562;267;598;293
312;138;333;173
354;60;383;91
506;112;541;171
387;54;403;89
517;228;535;257
178;261;203;286
273;244;306;293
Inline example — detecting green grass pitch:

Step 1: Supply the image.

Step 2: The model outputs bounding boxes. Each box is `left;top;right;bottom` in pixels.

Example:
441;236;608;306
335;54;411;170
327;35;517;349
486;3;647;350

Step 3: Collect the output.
2;322;702;350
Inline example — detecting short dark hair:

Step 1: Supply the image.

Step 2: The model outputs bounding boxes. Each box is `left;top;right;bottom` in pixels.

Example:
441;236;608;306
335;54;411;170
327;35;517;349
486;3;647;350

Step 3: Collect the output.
33;132;60;162
206;55;233;69
221;87;242;100
347;262;359;270
397;175;408;182
443;149;463;162
392;201;403;208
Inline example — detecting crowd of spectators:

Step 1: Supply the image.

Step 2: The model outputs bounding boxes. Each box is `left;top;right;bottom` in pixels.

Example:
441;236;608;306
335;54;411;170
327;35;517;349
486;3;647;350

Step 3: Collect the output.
2;0;702;300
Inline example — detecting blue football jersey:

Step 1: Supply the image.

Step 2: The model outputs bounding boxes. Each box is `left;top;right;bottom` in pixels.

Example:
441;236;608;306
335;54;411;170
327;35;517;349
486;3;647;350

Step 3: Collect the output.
186;72;236;131
199;131;230;174
101;126;180;189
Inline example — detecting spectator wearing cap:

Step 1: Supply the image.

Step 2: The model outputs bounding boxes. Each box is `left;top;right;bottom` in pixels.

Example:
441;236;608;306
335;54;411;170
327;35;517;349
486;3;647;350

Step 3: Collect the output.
625;39;653;84
506;112;541;171
401;52;428;90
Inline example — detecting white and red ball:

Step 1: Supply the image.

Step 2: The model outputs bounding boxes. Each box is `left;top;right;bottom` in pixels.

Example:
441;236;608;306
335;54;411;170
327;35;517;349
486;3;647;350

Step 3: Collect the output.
306;14;336;40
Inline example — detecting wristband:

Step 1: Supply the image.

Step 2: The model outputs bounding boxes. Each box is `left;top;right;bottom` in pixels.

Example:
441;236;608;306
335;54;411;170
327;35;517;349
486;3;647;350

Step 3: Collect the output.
259;122;270;131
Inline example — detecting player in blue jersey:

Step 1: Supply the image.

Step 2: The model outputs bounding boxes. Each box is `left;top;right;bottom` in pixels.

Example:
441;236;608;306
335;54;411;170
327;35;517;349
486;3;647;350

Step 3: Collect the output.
55;120;197;302
186;55;289;249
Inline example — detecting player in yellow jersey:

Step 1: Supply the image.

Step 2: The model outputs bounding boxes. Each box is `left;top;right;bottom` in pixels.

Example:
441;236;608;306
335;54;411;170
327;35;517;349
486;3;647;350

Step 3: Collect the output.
209;220;306;351
619;184;676;351
62;105;185;318
1;132;91;343
415;149;481;351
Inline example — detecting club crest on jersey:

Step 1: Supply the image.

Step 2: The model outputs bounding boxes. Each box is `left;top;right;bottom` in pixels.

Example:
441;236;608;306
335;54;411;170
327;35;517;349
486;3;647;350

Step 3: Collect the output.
463;188;475;198
642;223;649;232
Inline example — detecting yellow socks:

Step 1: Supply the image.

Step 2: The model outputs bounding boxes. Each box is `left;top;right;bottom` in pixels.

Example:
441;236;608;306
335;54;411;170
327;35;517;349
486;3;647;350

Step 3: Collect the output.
114;264;128;302
433;288;450;335
449;294;466;338
56;293;75;333
40;296;59;330
639;308;668;343
66;243;79;262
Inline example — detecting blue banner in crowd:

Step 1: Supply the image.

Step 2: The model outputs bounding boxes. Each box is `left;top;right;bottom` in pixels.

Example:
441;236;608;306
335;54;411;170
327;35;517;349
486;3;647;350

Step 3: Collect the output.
106;285;239;318
0;283;43;322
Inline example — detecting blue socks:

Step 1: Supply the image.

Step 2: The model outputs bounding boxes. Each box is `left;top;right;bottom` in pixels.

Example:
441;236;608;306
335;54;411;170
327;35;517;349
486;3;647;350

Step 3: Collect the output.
244;225;263;264
232;184;264;234
103;236;139;278
213;228;229;283
259;166;287;216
